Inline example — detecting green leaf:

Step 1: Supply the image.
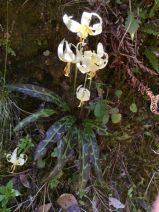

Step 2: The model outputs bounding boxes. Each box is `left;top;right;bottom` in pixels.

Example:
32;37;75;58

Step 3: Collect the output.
115;90;123;98
8;84;69;111
89;131;102;181
149;0;159;17
125;12;140;40
14;109;56;132
144;49;159;73
102;113;109;125
34;116;75;160
142;23;159;37
111;113;122;124
130;103;138;113
94;101;107;119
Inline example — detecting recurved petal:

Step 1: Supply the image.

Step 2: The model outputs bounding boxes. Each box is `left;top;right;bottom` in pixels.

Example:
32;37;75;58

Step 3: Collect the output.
91;23;102;35
81;12;92;26
18;154;27;166
18;157;26;166
76;62;90;74
58;39;65;61
8;148;18;163
63;14;81;33
6;154;12;162
64;42;76;62
97;43;104;57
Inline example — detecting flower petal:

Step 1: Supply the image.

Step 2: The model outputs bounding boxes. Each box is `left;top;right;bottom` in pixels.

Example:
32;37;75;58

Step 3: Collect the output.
76;62;89;74
58;39;65;61
76;85;90;102
64;42;76;62
81;12;92;26
18;154;27;166
63;14;81;33
88;13;102;35
58;39;76;63
7;148;18;164
97;43;104;57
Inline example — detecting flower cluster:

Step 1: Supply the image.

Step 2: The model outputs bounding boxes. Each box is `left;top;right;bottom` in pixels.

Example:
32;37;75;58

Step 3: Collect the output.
58;11;108;106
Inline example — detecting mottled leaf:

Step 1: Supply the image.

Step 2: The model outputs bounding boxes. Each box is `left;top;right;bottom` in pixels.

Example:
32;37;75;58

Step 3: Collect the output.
14;109;56;132
89;130;102;181
79;130;90;189
8;84;69;111
34;116;75;160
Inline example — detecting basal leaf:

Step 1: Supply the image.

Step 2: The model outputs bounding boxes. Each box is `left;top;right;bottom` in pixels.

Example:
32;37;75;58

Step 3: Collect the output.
89;130;103;181
14;109;56;132
125;12;140;40
34;116;75;160
79;130;90;189
57;138;65;167
8;84;69;111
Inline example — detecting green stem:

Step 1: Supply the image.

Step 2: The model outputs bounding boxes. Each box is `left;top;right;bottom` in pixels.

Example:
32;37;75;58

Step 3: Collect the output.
73;66;78;98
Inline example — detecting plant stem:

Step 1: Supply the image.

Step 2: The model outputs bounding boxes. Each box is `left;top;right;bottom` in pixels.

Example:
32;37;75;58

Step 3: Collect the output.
73;66;78;98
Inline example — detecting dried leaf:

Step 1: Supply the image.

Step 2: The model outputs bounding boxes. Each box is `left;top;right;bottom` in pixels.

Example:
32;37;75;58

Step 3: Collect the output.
57;193;80;211
36;203;52;212
109;197;125;209
19;174;30;188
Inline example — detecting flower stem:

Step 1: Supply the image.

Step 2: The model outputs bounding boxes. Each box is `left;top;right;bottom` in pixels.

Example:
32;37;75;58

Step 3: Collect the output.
73;66;78;98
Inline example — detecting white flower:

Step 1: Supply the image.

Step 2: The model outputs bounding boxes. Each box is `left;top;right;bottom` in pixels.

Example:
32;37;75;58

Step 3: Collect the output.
58;39;81;76
6;148;27;173
76;43;108;78
76;85;90;107
63;12;102;39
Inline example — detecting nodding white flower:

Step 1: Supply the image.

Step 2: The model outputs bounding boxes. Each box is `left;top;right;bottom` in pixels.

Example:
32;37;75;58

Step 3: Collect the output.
63;12;102;40
6;148;27;173
76;42;108;78
58;39;81;76
76;85;90;107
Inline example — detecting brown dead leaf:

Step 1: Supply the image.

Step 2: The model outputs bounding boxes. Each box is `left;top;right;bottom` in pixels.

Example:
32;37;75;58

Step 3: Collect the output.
57;193;78;209
19;174;30;188
36;203;52;212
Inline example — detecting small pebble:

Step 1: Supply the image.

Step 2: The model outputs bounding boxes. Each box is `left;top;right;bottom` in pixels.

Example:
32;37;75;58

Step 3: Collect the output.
43;50;50;56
